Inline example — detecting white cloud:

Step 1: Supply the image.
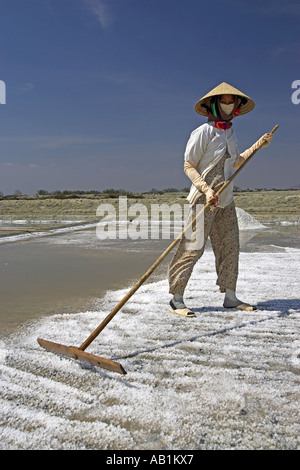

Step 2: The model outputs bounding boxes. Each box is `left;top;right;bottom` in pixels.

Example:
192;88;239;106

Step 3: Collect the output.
36;135;112;149
270;42;300;62
258;1;300;16
0;135;113;149
84;0;113;29
15;82;35;94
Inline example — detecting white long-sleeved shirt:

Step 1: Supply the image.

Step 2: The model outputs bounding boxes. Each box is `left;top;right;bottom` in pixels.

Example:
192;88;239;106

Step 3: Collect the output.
185;122;240;207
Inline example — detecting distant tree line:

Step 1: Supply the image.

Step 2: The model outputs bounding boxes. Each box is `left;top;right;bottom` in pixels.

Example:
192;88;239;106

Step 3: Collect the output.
35;188;191;198
1;188;191;199
0;186;299;199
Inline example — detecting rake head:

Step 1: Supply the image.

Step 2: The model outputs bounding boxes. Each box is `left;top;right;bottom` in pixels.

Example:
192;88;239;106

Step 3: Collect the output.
37;338;127;375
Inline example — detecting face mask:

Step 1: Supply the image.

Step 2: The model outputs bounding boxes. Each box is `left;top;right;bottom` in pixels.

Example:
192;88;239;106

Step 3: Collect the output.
220;102;235;115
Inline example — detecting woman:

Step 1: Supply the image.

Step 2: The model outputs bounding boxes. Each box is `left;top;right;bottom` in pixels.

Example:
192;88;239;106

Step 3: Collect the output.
168;82;273;317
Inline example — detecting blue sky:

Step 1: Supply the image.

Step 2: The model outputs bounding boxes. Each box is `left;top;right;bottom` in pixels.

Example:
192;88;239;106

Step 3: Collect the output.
0;0;299;194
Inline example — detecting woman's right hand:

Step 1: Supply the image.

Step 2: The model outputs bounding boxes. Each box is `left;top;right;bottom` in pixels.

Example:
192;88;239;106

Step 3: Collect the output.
206;188;219;208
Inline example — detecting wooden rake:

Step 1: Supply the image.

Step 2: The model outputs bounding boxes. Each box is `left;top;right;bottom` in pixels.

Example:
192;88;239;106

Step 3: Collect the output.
38;125;279;374
0;229;52;232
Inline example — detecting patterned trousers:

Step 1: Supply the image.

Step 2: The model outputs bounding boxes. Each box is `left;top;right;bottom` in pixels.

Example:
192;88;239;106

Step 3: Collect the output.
168;200;239;295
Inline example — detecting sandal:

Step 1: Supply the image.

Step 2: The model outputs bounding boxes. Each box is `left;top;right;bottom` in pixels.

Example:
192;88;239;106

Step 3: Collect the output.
169;307;196;317
223;302;257;311
169;299;196;317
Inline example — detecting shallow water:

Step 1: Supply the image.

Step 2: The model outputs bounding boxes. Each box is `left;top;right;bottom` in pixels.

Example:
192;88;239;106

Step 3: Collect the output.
0;234;172;337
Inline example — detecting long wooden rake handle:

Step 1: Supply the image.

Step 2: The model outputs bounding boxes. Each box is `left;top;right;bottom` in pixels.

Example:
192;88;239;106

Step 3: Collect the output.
79;125;279;351
0;228;52;232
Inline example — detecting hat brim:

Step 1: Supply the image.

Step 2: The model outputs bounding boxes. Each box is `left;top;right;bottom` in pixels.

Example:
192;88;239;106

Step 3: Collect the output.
194;82;255;116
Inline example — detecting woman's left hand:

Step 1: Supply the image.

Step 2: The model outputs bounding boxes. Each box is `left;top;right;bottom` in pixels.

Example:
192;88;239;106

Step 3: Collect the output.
260;133;273;148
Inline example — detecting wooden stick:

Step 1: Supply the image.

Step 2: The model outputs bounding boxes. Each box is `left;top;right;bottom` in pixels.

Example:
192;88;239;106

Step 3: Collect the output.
0;228;52;232
78;125;279;351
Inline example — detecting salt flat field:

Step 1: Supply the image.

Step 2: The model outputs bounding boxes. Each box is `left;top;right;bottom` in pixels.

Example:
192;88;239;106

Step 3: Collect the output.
0;208;299;450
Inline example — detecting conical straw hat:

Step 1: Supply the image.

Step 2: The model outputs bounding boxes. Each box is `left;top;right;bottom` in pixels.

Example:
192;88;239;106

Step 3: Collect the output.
194;82;255;116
